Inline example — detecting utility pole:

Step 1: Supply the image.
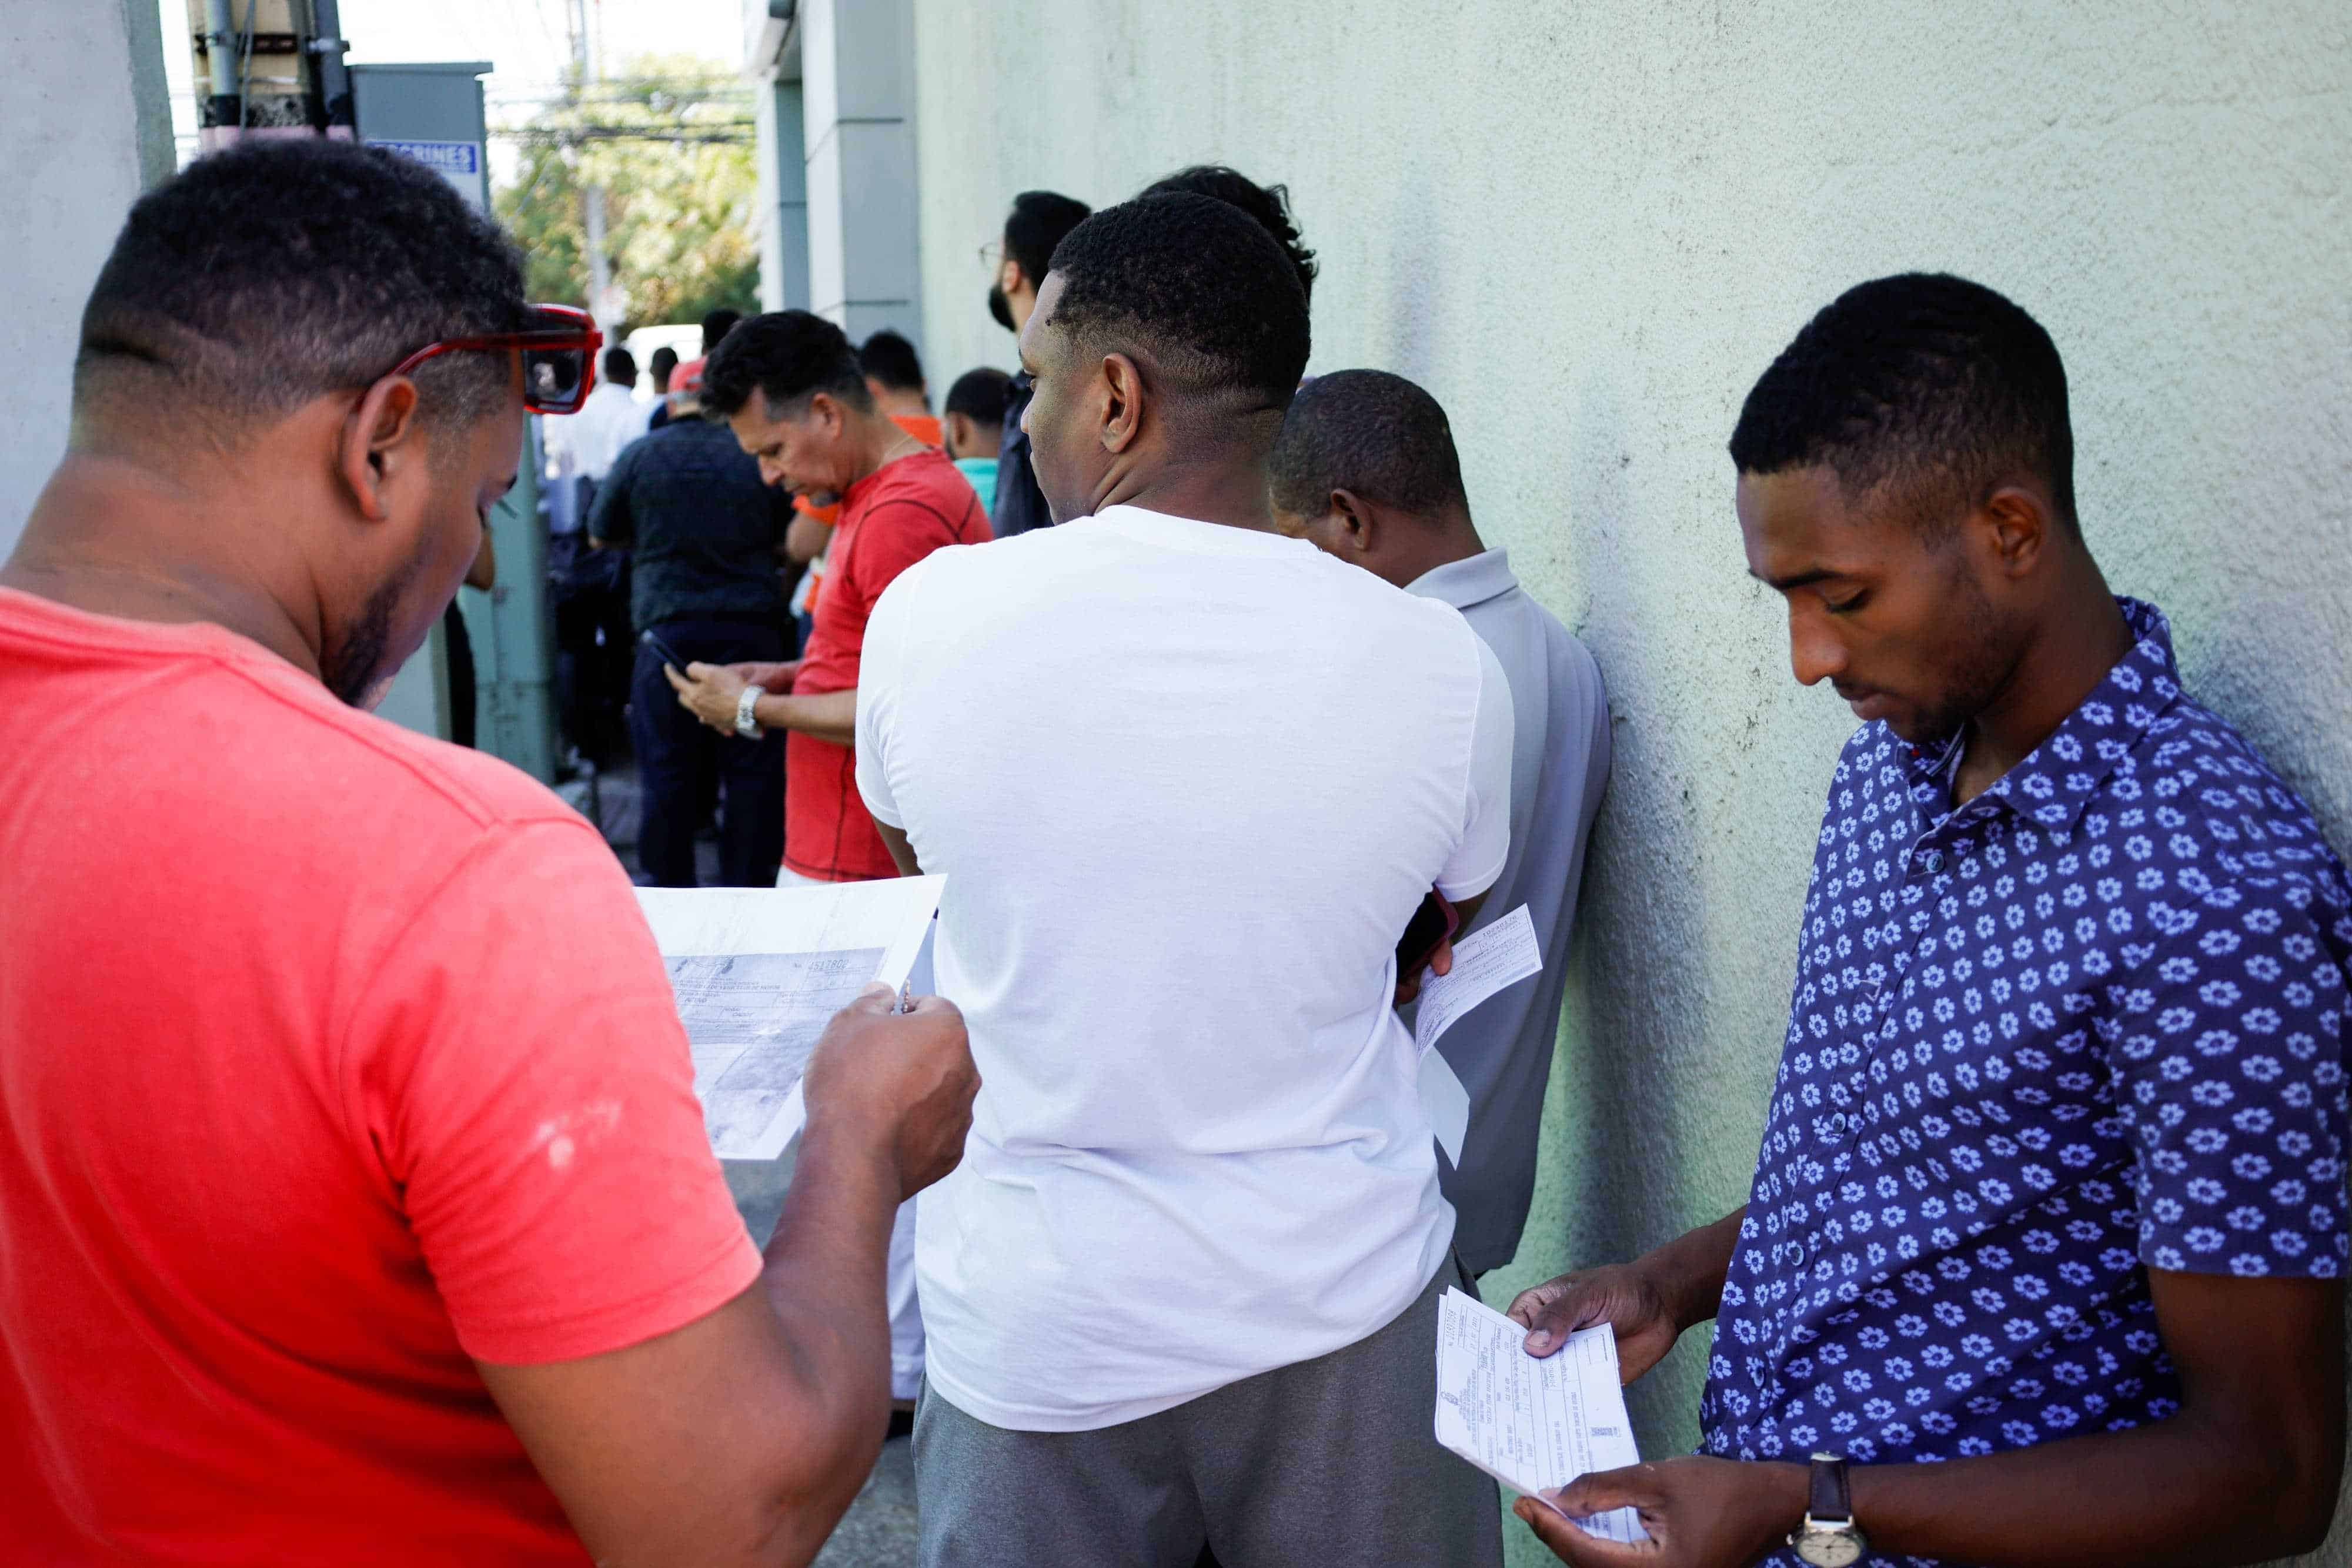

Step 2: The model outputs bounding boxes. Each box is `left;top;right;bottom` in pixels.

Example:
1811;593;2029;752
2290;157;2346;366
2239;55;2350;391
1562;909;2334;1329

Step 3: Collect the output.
188;0;341;152
567;0;620;340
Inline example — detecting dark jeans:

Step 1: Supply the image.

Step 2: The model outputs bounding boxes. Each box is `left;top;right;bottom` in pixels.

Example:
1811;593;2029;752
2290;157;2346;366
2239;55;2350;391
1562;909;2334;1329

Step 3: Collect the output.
629;618;787;887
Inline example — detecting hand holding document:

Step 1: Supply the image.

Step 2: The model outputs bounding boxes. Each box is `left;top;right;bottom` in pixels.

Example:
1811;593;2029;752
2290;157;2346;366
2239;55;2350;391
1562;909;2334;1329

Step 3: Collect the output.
1434;1288;1647;1543
637;875;944;1161
1413;905;1542;1166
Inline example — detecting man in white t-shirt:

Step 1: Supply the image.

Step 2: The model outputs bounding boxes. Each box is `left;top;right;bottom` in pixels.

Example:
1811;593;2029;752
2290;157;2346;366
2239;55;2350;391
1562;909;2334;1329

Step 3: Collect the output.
856;193;1512;1567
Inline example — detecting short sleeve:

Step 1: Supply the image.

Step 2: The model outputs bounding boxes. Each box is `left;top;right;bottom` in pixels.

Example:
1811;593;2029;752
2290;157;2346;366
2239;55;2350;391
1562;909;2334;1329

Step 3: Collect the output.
2104;875;2352;1279
352;818;759;1365
855;556;930;832
1436;634;1514;902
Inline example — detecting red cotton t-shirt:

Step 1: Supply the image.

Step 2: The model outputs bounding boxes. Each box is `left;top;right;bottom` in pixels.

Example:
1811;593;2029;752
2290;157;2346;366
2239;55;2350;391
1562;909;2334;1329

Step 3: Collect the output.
0;587;760;1564
786;447;991;881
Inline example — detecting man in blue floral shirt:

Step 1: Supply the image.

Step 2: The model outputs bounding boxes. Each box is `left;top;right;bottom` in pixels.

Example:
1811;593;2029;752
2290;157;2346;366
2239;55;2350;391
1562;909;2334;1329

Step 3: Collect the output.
1511;274;2349;1568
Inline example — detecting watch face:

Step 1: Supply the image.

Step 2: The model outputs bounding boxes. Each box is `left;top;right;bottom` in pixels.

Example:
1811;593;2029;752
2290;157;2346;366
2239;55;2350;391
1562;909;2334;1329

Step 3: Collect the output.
1792;1523;1867;1567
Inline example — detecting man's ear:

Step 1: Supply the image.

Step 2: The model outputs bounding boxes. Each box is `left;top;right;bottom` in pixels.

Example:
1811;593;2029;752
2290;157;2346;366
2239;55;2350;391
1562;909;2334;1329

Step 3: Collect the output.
1098;352;1145;454
807;390;846;440
1977;485;2052;580
1329;487;1377;554
1001;258;1024;299
338;376;427;523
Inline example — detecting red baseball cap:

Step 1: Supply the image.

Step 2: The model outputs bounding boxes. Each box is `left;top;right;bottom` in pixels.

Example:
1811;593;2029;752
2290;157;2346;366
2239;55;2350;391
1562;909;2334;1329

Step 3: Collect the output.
672;355;707;395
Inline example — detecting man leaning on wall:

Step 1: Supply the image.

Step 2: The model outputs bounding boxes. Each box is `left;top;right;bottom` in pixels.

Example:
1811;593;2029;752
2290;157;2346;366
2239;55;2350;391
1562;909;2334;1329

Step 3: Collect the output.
1508;273;2348;1568
1272;367;1612;1277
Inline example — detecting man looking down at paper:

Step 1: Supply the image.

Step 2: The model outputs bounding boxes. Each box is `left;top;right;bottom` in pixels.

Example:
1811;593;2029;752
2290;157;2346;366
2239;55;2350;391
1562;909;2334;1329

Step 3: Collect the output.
852;192;1515;1567
0;139;978;1567
1505;275;2349;1567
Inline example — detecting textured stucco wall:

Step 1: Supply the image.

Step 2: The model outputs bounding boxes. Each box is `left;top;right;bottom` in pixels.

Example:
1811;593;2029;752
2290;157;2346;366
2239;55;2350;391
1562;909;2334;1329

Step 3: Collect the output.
0;0;172;564
908;5;2351;1562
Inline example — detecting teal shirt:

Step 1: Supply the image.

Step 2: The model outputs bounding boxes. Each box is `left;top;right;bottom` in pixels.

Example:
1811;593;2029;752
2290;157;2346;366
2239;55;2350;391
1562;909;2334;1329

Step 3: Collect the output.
953;456;999;524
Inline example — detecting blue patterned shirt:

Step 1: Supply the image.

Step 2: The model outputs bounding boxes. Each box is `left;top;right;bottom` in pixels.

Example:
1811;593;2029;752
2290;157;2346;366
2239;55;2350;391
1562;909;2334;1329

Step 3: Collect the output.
1699;600;2351;1564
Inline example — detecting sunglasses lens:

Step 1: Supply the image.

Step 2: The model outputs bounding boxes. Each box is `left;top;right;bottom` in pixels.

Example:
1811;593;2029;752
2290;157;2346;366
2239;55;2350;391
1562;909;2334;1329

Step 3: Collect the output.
523;346;585;412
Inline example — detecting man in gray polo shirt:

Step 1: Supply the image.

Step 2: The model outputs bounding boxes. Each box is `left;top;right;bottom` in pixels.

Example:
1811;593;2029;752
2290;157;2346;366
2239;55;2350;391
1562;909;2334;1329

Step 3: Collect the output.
1272;370;1611;1273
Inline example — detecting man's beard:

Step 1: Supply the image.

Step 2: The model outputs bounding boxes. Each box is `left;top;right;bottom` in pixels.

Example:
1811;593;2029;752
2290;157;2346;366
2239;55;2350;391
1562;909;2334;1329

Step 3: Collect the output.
322;554;425;709
1896;564;2016;745
987;283;1014;332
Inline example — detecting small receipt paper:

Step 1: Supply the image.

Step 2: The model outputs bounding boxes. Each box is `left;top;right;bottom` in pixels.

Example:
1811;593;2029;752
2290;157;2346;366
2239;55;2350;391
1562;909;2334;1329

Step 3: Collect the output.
1434;1288;1648;1542
1413;905;1543;1166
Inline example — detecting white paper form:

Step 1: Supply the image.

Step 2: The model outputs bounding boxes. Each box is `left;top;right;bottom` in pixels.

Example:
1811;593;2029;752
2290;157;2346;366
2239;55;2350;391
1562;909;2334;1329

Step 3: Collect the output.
636;876;944;1161
1415;905;1542;1055
1412;905;1542;1167
1434;1288;1646;1543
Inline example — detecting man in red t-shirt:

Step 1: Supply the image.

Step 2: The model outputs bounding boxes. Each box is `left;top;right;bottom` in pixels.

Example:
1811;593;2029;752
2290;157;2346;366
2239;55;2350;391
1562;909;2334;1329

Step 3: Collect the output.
0;138;977;1567
669;312;992;885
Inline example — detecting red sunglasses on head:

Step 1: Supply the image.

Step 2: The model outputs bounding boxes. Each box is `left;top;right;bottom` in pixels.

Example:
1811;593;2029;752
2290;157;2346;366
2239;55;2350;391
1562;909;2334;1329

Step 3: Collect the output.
387;303;605;415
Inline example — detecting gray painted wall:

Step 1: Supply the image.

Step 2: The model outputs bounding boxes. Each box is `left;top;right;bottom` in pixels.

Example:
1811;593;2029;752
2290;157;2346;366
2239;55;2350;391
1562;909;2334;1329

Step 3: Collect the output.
908;5;2352;1563
0;0;172;564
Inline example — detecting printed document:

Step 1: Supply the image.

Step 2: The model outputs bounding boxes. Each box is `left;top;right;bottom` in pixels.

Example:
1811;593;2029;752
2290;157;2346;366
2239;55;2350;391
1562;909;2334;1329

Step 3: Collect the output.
1413;905;1542;1166
636;876;943;1161
1415;904;1542;1054
1434;1288;1646;1542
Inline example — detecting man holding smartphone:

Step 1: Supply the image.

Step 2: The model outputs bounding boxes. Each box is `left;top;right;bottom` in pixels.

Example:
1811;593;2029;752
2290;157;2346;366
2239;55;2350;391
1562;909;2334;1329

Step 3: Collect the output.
588;356;797;887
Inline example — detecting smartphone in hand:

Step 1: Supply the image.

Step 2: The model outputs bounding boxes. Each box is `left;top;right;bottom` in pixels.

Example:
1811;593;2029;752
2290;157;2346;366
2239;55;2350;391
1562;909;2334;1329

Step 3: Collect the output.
1397;888;1459;980
640;628;691;671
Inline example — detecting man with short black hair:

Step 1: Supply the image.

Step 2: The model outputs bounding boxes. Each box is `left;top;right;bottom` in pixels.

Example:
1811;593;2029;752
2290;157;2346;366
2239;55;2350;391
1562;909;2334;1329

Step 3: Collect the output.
1509;274;2350;1568
671;310;990;892
645;342;680;432
942;366;1012;504
589;356;796;888
984;189;1090;537
857;192;1511;1568
701;306;743;355
1140;163;1318;306
1272;368;1611;1277
0;136;978;1566
858;329;941;447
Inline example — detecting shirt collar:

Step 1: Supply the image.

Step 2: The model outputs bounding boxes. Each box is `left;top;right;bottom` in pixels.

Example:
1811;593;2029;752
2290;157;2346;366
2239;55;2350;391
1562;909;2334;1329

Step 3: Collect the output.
1405;547;1518;611
1904;596;2185;833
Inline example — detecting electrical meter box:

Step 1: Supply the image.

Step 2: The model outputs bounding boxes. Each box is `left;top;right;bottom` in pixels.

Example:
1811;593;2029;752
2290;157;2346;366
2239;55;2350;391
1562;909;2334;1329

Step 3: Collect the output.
350;62;559;783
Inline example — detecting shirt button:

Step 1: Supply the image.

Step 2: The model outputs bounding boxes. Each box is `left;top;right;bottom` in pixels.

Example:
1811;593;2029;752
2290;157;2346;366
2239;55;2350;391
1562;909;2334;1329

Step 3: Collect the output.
1788;1243;1806;1270
1824;1112;1847;1138
1922;851;1945;873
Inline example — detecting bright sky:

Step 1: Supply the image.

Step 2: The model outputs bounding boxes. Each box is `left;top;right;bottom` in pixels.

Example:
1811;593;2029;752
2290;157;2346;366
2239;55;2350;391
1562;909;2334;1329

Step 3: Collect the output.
159;0;746;162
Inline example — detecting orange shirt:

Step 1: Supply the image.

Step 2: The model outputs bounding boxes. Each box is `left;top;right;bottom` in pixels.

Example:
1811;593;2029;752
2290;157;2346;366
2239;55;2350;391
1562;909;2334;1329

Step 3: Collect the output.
0;587;758;1564
784;449;991;881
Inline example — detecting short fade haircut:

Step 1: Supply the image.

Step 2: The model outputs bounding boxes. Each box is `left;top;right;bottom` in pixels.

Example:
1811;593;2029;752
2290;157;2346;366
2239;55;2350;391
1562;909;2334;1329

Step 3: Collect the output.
858;329;926;393
75;138;524;438
1269;370;1467;519
1003;190;1092;286
699;310;872;419
945;366;1014;427
602;346;637;386
1729;273;2076;529
1140;165;1317;308
1044;193;1309;411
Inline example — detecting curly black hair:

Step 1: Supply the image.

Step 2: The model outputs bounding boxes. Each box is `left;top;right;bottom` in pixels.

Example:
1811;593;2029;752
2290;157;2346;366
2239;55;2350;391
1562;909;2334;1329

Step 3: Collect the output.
1729;273;2075;529
1140;164;1317;309
1044;193;1309;411
699;310;872;419
1270;369;1466;519
76;137;525;437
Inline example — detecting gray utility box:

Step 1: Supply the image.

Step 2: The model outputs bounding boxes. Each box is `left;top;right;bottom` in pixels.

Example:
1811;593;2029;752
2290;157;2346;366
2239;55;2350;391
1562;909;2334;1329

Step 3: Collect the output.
350;62;559;784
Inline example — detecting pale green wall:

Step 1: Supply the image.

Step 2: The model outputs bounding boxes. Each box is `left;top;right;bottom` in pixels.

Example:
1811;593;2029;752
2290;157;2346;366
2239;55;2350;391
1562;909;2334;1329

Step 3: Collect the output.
907;5;2352;1562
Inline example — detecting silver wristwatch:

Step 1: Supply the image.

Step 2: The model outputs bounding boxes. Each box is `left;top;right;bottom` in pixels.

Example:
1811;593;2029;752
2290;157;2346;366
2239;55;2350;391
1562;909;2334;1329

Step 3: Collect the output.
733;683;764;738
1789;1452;1867;1566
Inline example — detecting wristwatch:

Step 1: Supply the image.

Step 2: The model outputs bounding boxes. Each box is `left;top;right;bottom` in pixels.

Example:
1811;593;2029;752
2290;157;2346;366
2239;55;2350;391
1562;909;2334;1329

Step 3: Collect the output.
733;683;764;739
1788;1452;1867;1566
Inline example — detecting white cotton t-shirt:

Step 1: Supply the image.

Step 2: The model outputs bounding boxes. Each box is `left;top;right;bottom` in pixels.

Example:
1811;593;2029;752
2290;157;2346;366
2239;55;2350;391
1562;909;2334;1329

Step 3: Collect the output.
856;504;1514;1432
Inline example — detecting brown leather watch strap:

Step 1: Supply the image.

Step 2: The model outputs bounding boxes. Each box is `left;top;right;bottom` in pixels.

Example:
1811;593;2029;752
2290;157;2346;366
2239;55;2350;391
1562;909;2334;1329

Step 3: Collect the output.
1808;1453;1852;1521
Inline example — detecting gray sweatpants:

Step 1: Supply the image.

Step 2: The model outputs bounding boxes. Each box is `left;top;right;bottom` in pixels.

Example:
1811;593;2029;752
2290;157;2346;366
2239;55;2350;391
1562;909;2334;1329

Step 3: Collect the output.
914;1259;1502;1568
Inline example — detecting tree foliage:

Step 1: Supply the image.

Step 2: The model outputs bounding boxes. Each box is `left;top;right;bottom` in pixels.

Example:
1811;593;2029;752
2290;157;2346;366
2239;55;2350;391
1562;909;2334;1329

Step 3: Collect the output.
494;55;761;334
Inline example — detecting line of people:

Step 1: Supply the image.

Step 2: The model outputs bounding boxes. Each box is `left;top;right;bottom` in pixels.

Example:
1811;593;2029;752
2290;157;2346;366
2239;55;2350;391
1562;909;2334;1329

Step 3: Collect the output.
2;132;2347;1568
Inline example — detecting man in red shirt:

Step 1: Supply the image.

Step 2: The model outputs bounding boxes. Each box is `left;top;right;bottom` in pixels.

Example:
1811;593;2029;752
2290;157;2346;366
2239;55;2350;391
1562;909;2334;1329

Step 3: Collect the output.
0;138;977;1567
669;311;992;885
